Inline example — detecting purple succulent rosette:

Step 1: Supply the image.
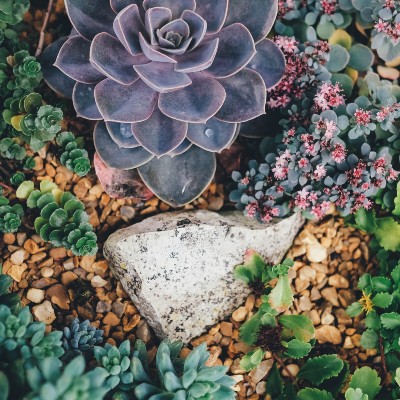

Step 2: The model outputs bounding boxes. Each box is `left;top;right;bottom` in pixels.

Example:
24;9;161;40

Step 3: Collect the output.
42;0;285;206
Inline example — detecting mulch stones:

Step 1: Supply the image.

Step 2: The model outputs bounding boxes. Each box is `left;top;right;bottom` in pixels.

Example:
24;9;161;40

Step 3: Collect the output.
2;149;379;399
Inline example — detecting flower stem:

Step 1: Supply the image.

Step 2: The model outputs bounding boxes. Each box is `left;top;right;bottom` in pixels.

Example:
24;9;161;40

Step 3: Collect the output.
35;0;54;57
273;353;299;389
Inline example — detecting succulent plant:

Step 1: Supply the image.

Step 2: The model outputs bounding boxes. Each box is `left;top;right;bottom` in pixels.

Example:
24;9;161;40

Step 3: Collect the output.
56;132;91;177
0;265;20;312
132;340;236;400
0;137;26;160
16;180;98;256
371;0;400;62
94;339;135;391
25;356;109;400
43;0;286;206
0;195;23;233
0;0;30;25
63;318;104;353
10;171;25;186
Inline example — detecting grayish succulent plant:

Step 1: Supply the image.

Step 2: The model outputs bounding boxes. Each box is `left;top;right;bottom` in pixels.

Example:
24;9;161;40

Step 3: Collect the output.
42;0;285;206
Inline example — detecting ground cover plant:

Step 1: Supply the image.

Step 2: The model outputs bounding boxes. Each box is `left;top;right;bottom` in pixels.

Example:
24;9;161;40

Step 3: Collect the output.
0;0;400;399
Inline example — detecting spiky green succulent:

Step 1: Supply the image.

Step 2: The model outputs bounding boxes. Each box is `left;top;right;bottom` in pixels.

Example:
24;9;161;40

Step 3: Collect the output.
0;195;23;233
94;340;134;392
132;341;236;400
25;356;109;400
56;132;91;177
63;318;104;353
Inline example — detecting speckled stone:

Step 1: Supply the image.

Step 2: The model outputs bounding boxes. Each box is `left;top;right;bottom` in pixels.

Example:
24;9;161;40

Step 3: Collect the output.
104;210;304;343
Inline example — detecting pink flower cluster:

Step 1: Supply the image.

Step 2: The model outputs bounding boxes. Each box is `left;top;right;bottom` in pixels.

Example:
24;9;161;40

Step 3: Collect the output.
319;0;338;15
376;103;400;122
267;37;330;109
245;202;280;223
354;109;372;126
374;2;400;45
314;83;345;111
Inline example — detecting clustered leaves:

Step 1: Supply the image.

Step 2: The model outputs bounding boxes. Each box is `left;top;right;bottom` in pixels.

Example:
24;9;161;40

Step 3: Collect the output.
56;132;91;177
16;180;98;256
62;318;104;354
0;195;23;233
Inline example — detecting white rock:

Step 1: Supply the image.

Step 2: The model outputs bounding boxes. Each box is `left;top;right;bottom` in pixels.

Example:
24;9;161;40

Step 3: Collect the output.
104;210;304;343
27;288;45;304
10;249;27;265
91;275;107;288
32;300;56;324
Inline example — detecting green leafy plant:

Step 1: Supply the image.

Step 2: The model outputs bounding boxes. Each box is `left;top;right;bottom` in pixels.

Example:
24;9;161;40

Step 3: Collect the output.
235;252;314;371
16;180;98;256
0;194;23;233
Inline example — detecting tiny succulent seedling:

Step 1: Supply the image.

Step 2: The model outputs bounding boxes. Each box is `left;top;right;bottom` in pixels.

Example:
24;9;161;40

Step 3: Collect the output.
56;132;91;177
63;318;104;354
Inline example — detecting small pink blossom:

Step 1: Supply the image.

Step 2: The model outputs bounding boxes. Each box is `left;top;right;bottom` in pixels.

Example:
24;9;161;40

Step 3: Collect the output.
354;108;372;126
331;143;346;163
314;164;327;180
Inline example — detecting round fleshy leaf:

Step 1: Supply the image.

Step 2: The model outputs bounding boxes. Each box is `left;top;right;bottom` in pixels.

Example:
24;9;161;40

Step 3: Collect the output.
348;44;374;72
94;122;153;169
134;61;191;93
138;32;177;63
65;0;116;41
143;0;196;19
195;0;228;34
224;0;278;43
111;0;144;15
145;7;172;45
207;23;256;78
181;10;207;50
138;146;216;207
95;78;158;123
73;82;102;120
158;73;225;123
106;122;140;148
55;36;104;84
175;39;219;73
41;37;75;99
113;4;146;56
187;119;237;152
167;139;192;156
215;68;266;123
326;44;350;73
90;33;140;85
247;39;286;90
131;108;187;156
